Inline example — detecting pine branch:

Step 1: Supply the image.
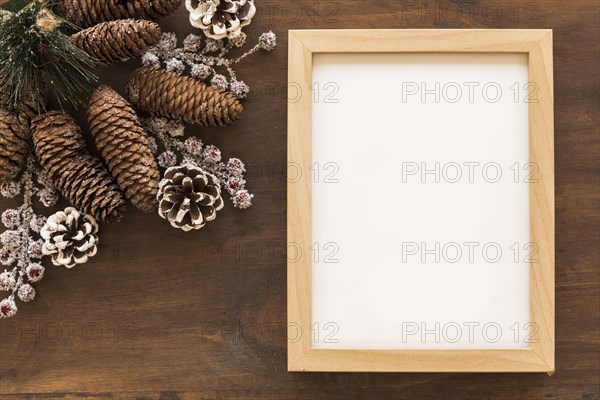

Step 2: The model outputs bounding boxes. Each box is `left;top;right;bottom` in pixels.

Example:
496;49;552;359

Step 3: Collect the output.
0;0;98;110
1;0;31;13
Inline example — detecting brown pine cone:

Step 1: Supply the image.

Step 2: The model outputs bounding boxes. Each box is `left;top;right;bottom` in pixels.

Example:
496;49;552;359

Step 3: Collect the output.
158;164;224;231
0;90;46;129
70;19;161;65
88;86;160;213
127;67;243;127
0;109;31;182
31;111;126;223
58;0;182;28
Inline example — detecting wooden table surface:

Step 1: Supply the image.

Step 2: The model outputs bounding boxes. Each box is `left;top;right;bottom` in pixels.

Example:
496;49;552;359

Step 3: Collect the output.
1;1;598;398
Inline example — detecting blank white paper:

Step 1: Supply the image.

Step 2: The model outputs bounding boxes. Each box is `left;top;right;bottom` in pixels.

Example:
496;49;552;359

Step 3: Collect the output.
311;53;530;349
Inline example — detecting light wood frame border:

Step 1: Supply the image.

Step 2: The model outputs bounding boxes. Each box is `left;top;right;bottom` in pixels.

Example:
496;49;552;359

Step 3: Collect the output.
287;30;554;373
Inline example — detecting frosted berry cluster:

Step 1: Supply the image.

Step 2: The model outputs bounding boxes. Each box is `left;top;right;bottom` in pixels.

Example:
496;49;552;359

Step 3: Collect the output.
141;30;277;100
0;158;54;318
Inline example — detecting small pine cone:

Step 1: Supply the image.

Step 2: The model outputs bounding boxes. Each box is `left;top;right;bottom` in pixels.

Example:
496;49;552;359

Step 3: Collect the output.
158;164;224;231
127;67;243;127
41;207;99;268
88;86;160;213
58;0;183;28
0;109;31;182
31;112;126;223
70;19;161;65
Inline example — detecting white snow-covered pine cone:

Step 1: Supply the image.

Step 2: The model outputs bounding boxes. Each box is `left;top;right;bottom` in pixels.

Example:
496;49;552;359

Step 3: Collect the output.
40;207;99;268
158;164;224;231
186;0;256;40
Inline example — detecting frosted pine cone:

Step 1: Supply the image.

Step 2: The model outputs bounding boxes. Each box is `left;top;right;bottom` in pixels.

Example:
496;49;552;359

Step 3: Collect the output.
186;0;256;39
158;164;224;231
41;207;99;268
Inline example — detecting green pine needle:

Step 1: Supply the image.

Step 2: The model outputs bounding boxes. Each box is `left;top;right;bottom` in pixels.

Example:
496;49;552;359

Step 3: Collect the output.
0;0;98;110
1;0;32;13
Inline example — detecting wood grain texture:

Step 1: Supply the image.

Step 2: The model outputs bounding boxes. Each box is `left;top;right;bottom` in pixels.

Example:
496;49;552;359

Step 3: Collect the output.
288;29;555;372
287;29;313;372
528;30;555;372
288;28;550;52
1;0;598;398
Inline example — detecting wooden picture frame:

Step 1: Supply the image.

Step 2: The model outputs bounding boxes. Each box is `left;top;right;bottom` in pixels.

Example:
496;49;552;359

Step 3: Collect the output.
287;30;554;372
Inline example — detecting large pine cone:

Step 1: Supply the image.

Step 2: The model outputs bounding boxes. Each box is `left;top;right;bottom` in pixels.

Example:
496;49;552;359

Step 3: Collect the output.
41;207;99;268
88;86;160;213
31;112;126;223
127;67;243;127
71;19;161;65
187;0;256;39
0;109;31;182
58;0;182;28
158;164;224;231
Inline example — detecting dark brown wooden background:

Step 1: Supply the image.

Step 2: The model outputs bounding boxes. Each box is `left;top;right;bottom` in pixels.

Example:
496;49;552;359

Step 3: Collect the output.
1;1;599;398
